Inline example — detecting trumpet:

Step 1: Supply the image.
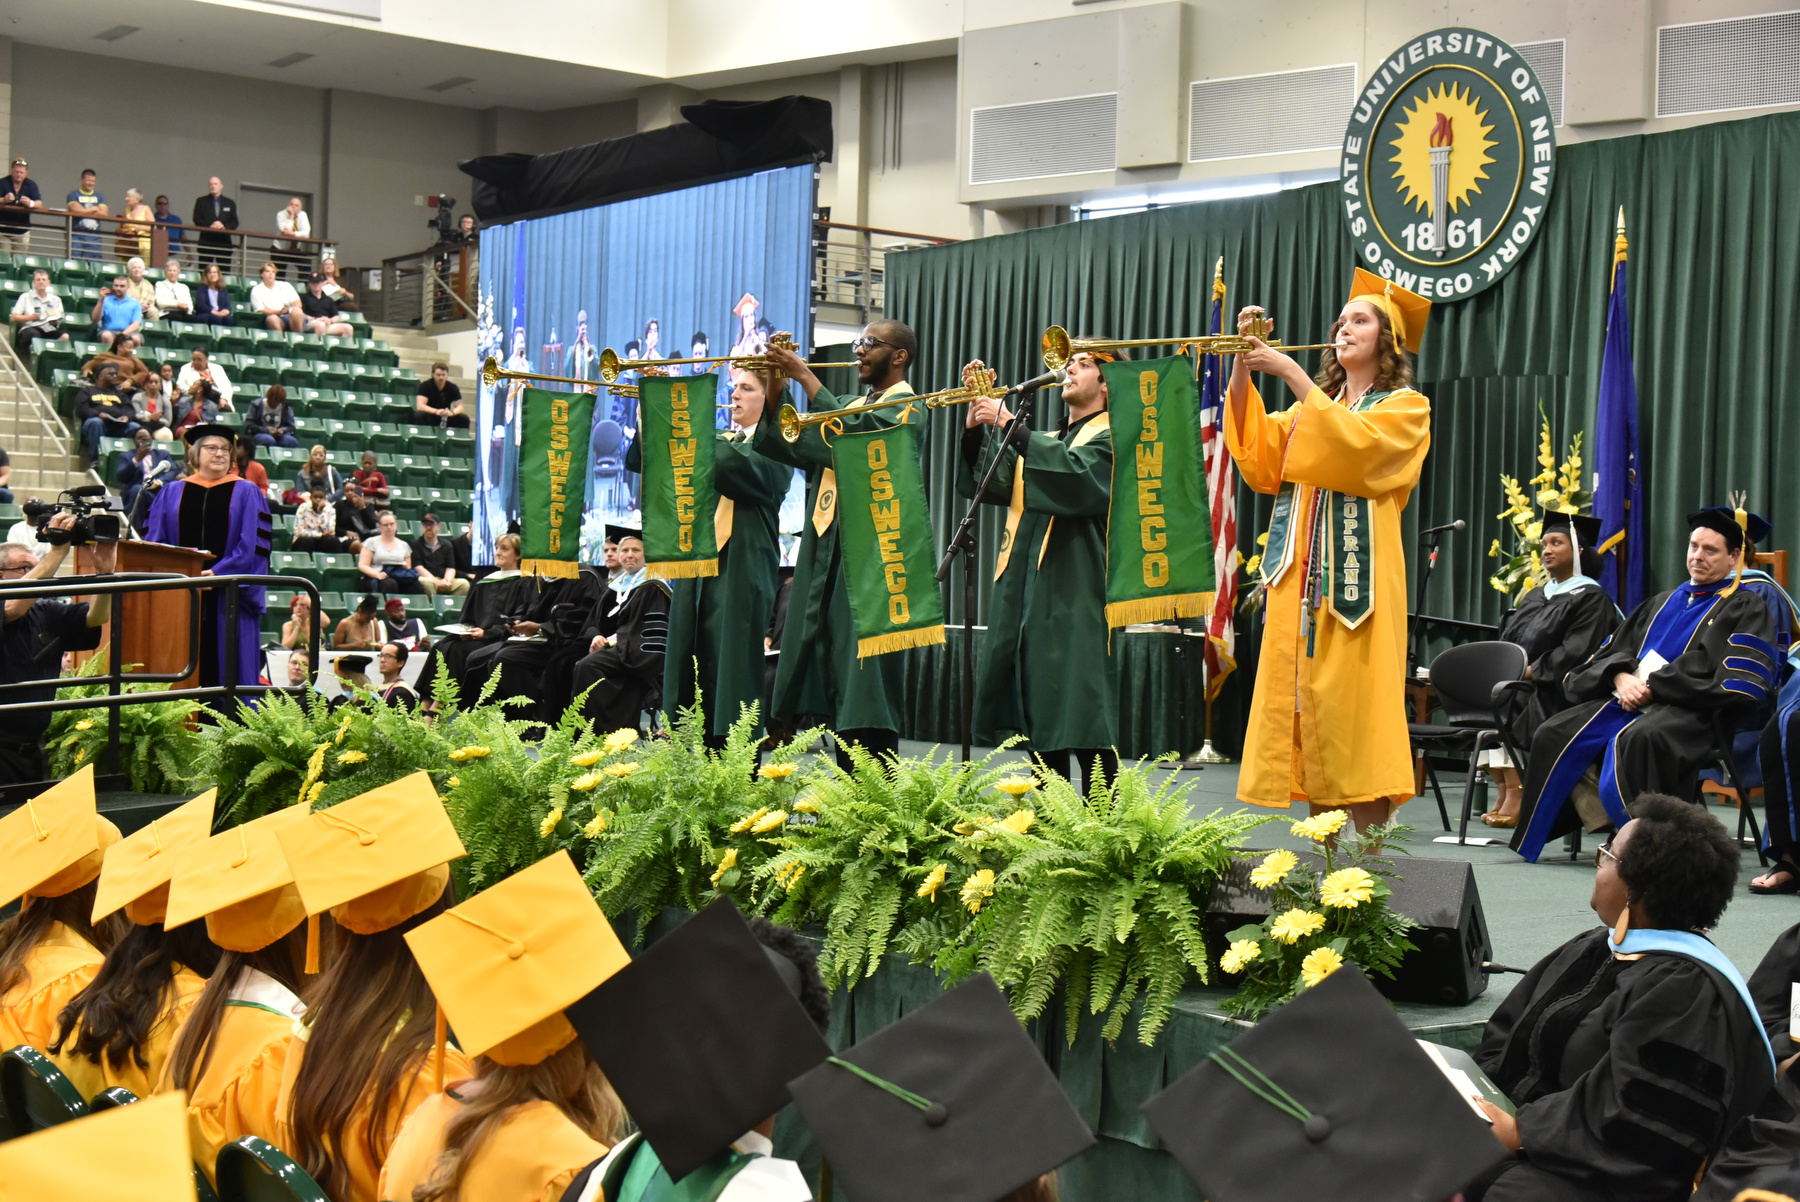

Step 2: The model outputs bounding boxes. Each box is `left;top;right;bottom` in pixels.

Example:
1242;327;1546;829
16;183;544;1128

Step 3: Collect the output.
776;367;1006;443
480;357;729;407
598;331;860;384
1040;318;1344;370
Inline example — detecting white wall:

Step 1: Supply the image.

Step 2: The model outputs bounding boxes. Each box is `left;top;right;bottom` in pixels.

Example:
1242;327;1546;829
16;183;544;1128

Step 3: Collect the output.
324;89;482;263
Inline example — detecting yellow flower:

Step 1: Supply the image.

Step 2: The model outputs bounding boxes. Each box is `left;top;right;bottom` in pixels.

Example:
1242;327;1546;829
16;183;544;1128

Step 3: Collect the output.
710;848;738;887
604;762;640;778
337;750;368;765
793;796;820;814
758;762;798;780
582;812;609;838
995;776;1035;797
1289;809;1348;841
918;863;947;901
751;809;787;834
570;749;606;768
1220;939;1262;975
603;728;638;754
1300;946;1345;988
999;809;1035;835
63;735;80;749
961;869;997;913
1319;867;1375;909
539;807;563;839
730;807;769;834
73;719;94;731
1249;849;1298;890
72;749;85;765
305;781;325;806
335;712;354;744
447;776;460;788
448;745;491;763
305;744;327;780
1269;908;1325;945
953;821;977;836
774;862;806;892
571;771;603;791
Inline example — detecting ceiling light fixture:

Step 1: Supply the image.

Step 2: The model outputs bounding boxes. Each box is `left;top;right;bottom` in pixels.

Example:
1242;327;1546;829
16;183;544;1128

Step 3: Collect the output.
94;25;141;42
267;52;314;68
424;76;475;93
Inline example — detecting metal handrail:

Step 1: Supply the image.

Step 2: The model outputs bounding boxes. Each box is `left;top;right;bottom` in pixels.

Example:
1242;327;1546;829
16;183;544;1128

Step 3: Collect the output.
0;206;337;277
426;264;480;323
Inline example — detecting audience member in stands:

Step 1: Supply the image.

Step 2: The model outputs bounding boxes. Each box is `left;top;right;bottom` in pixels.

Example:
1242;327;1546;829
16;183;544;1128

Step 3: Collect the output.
295;445;344;502
172;379;224;434
353;450;389;504
245;384;299;448
67;168;108;260
74;362;139;465
82;331;151;391
117;428;175;529
94;276;143;338
9;269;65;364
412;513;468;597
335;594;383;650
0;446;11;505
272;196;310;276
195;262;232;326
382;597;430;648
234;441;270;495
177;347;236;406
154;259;193;321
0;158;41;251
192;176;239;266
129;373;172;439
300;272;352;337
336;480;379;554
319;257;358;310
250;261;304;333
374;642;418;710
413;362;469;428
151;194;183;250
117;192;154;262
360;510;423;595
123;256;159;319
291;487;346;553
281;591;327;653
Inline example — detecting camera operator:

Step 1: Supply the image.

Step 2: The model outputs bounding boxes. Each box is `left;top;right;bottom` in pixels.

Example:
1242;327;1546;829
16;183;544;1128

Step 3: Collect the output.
0;513;115;784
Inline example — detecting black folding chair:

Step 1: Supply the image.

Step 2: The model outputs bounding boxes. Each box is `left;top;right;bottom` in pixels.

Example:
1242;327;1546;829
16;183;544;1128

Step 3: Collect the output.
1710;711;1769;868
1407;641;1529;844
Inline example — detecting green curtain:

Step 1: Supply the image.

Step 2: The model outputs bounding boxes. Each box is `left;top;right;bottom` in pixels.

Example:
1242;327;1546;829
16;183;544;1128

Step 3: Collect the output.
887;111;1800;750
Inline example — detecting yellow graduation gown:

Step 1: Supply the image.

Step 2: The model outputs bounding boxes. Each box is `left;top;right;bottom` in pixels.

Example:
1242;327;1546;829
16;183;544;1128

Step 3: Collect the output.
56;965;206;1101
0;922;103;1055
377;1090;611;1202
274;1027;473;1202
1225;381;1429;809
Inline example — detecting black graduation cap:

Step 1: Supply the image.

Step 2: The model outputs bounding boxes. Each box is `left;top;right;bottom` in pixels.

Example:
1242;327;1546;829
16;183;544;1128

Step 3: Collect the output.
565;898;830;1181
787;972;1094;1202
334;655;371;675
605;523;642;543
1688;506;1769;552
1540;511;1602;554
1140;963;1507;1202
181;422;236;447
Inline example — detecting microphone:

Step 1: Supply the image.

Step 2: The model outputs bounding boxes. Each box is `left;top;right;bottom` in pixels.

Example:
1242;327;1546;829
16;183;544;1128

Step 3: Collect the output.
1421;519;1465;536
1000;367;1067;397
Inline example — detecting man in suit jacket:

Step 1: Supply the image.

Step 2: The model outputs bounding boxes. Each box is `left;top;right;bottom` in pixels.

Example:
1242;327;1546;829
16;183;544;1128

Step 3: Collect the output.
191;176;239;265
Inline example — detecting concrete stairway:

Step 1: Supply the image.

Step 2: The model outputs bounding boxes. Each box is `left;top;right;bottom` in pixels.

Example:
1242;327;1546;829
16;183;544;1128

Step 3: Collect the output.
368;323;475;397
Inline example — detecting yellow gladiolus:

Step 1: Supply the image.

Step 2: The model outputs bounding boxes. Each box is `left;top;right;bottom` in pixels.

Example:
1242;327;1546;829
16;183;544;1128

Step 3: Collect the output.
1249;849;1298;890
1220;939;1262;975
918;863;947;901
710;848;738;887
1269;908;1325;944
1320;867;1375;909
961;869;996;914
1300;946;1345;987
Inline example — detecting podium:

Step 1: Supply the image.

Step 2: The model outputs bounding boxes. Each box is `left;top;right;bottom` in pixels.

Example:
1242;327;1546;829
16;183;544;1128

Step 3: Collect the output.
75;541;210;688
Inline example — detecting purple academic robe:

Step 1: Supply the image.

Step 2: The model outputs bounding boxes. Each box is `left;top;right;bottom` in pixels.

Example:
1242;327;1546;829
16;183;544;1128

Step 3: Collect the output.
146;473;272;689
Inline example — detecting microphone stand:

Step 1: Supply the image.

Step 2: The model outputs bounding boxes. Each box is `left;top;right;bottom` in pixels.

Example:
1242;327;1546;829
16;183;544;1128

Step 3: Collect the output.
1408;525;1455;677
937;384;1046;765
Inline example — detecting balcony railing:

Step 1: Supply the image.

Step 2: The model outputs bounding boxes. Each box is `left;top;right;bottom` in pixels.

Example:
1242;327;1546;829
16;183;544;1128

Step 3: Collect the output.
0;205;337;279
812;221;956;322
373;241;479;329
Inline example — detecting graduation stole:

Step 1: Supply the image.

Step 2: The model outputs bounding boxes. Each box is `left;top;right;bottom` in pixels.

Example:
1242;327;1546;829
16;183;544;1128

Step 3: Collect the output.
638;373;721;579
1100;356;1216;628
1259;389;1391;630
518;384;594;579
992;414;1111;581
830;422;947;657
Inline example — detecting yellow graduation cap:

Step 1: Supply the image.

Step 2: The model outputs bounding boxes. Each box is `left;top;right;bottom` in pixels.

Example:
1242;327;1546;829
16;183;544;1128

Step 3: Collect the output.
1347;267;1431;355
92;789;216;926
0;1089;196;1200
275;771;466;937
163;803;313;953
0;765;121;908
405;850;631;1068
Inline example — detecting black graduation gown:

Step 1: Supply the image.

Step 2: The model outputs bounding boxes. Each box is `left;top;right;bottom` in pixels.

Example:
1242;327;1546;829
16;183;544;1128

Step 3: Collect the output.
461;573;580;700
1472;927;1773;1202
572;579;672;730
1499;582;1621;743
465;569;603;723
412;571;539;702
1693;924;1800;1201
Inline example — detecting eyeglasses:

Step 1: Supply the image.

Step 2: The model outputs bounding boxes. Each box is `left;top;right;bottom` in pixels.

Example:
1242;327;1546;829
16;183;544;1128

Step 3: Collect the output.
1594;841;1619;869
850;336;896;354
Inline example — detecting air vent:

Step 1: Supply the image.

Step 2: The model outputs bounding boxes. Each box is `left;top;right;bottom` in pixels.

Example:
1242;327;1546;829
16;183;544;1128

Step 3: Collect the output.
1657;10;1800;116
424;76;476;93
1188;64;1356;163
968;93;1117;185
267;52;314;69
1515;39;1565;126
93;25;141;42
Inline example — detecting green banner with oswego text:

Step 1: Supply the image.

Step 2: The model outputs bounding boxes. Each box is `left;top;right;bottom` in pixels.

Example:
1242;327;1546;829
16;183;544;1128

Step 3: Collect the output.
1100;356;1215;627
831;422;946;657
519;384;595;578
638;373;720;579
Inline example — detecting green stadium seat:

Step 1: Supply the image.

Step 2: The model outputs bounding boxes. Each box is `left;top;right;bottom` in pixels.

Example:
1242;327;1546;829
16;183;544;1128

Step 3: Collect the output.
136;322;174;352
395;519;421;538
232;301;260;327
269;551;317;580
86;1086;140;1113
360;339;399;368
442;428;474;453
365;422;407;454
290;415;325;440
33;340;77;383
315;360;356;391
0;504;22;524
0;1046;88;1132
241;356;280;387
215;411;244;430
385;488;423;520
266;446;304;472
322;418;362;442
266;589;296;613
293;333;326;358
276;358;318;389
434;457;475;489
313;552;359;593
215;1135;332;1202
393;456;435;488
316;592;343;615
99;438;133;483
341;391;381;421
325;449;360;470
439;520;469;539
215;326;257;356
169;321;214;353
53;259;94;285
97;260;124;278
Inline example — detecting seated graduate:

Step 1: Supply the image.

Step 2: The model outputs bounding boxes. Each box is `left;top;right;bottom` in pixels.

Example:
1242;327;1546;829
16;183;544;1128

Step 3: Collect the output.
158;803;312;1186
0;766;122;1056
378;851;629;1202
414;532;530;710
1511;510;1778;862
48;791;219;1100
462;564;604;726
569;531;672;734
565;900;835;1202
1472;794;1774;1202
1480;512;1621;828
273;773;473;1202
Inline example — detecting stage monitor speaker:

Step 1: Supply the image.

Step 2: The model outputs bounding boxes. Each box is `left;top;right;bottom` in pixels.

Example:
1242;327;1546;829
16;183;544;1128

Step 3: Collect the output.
1204;855;1492;1006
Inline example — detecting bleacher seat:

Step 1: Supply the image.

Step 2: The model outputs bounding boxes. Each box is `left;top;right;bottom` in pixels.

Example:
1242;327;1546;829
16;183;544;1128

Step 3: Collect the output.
269;551;317;580
314;552;359;593
366;423;407;454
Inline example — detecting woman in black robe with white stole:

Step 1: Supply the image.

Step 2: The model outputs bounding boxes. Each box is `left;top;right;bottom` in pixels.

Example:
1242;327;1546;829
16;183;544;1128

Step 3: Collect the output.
1481;513;1621;827
1469;795;1774;1202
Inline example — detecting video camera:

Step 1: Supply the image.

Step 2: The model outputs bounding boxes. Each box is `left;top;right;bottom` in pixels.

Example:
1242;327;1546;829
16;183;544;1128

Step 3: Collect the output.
430;194;457;240
24;486;122;547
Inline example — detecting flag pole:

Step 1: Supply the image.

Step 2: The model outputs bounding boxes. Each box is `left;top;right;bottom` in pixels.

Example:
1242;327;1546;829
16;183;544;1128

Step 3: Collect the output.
1181;256;1234;767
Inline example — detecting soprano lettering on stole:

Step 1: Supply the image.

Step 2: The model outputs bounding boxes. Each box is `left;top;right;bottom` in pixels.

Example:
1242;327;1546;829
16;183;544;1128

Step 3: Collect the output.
1341;500;1361;602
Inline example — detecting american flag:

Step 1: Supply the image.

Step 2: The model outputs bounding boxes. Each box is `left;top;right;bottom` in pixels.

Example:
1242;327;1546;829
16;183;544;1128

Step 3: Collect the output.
1198;260;1237;699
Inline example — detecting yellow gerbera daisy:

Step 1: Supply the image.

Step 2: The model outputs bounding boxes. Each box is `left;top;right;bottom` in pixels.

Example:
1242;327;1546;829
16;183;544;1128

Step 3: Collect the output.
710;848;738;886
1220;939;1262;975
961;869;997;913
448;745;491;763
603;728;639;754
539;807;563;839
759;762;798;780
582;812;608;838
1300;946;1345;987
1249;849;1298;890
571;771;603;791
774;862;806;892
1269;908;1326;945
995;776;1035;797
793;796;820;814
750;809;787;834
570;749;606;768
918;863;947;901
1289;809;1349;841
73;719;94;731
1319;867;1376;910
999;809;1035;835
337;750;368;765
604;762;640;778
446;776;459;788
729;807;769;835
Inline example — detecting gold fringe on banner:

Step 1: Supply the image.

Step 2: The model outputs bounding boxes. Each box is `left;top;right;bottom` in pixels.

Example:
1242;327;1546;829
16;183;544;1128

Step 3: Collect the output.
858;623;947;658
646;559;720;580
1104;591;1216;630
521;559;580;579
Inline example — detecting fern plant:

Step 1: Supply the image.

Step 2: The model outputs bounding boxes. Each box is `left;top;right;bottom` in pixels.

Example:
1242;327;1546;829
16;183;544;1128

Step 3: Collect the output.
933;761;1271;1046
44;651;204;793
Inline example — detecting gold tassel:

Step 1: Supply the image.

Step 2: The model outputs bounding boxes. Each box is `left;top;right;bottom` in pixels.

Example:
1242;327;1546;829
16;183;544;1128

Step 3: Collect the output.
857;624;948;658
1104;592;1216;630
304;913;320;974
645;559;720;580
432;1003;447;1092
519;558;580;579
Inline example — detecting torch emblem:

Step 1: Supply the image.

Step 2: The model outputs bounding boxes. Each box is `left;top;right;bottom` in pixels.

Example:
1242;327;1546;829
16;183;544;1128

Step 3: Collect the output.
1429;113;1453;258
